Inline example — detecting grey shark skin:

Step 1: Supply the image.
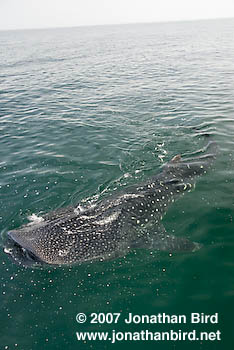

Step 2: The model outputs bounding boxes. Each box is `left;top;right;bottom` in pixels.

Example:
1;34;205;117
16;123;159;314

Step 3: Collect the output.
4;141;218;268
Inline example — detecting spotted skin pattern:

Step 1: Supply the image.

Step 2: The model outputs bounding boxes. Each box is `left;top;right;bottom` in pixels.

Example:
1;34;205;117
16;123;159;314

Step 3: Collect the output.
4;141;218;267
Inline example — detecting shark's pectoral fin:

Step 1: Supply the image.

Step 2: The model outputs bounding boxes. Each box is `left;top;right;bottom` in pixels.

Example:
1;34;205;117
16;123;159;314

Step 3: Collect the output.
151;225;202;252
151;233;201;252
131;225;202;253
130;236;152;250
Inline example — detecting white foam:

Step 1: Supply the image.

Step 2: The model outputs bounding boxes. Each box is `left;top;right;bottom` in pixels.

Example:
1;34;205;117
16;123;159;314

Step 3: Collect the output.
4;247;13;255
74;205;85;214
95;211;120;225
27;214;44;225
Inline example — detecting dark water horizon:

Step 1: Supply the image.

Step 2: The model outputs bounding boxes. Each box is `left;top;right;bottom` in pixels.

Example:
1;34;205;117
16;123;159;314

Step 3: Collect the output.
1;18;234;349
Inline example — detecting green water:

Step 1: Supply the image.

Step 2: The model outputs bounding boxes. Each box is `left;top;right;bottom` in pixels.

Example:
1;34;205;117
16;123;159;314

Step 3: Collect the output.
1;19;234;349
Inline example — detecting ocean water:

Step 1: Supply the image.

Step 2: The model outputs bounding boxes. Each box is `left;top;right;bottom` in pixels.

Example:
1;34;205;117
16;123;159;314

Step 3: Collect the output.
1;18;234;350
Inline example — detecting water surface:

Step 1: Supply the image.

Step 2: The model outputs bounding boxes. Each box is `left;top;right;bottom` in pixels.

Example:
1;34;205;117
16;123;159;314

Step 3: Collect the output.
1;18;234;349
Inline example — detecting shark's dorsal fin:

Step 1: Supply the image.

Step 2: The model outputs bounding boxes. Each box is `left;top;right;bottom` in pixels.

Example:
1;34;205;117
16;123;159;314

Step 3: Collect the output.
171;154;181;163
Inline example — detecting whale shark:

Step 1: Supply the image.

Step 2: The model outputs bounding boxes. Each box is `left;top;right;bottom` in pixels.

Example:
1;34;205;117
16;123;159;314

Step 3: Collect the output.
4;141;218;268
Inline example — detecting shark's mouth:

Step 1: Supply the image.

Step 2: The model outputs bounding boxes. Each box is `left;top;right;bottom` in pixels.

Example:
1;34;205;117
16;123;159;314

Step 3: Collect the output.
4;233;44;267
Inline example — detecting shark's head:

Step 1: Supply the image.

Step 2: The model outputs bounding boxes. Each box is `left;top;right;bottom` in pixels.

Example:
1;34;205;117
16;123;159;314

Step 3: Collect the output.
3;211;107;268
4;231;46;268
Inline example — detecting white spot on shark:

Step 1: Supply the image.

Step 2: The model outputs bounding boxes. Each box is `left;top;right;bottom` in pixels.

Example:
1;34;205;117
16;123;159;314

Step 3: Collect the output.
58;249;69;257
